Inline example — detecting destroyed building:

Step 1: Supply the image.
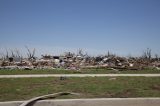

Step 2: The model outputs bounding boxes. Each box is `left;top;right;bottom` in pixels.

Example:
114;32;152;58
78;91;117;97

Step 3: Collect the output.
0;49;160;70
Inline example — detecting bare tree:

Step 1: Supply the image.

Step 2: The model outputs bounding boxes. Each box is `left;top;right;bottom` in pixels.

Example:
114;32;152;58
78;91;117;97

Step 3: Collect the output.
77;49;83;56
142;48;152;60
15;48;23;62
5;48;9;60
155;54;159;61
15;48;21;58
77;49;88;57
0;52;5;60
25;46;36;60
107;51;110;57
64;52;75;57
105;51;116;58
10;49;15;57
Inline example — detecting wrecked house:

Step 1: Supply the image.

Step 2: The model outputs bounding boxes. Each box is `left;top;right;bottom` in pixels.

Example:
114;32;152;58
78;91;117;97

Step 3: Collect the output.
0;48;160;70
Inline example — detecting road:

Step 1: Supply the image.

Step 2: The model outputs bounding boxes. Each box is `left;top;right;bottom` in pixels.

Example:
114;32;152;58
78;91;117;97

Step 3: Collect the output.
0;74;160;78
0;98;160;106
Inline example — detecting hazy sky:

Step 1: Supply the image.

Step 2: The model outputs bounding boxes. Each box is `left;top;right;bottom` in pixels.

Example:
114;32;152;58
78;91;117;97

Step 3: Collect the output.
0;0;160;57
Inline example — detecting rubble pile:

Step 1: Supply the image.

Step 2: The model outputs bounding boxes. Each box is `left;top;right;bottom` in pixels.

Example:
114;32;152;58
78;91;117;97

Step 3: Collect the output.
0;50;160;71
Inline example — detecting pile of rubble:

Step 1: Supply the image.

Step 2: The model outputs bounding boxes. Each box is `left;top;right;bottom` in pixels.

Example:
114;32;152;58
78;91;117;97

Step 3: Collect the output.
0;53;160;71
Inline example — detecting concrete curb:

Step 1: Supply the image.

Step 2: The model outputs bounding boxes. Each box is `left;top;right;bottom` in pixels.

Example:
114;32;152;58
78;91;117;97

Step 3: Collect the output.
0;98;160;106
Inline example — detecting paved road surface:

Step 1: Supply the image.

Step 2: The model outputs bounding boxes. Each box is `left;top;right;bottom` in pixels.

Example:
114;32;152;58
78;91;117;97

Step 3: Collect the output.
0;74;160;78
0;98;160;106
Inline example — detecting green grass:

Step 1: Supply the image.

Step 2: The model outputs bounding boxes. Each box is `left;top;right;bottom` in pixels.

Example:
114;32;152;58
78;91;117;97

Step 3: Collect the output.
0;68;160;75
0;69;75;75
81;68;160;74
0;77;160;101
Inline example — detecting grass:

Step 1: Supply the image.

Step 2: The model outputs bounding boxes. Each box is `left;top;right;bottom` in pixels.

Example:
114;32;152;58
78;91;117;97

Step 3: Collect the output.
0;68;160;75
0;77;160;101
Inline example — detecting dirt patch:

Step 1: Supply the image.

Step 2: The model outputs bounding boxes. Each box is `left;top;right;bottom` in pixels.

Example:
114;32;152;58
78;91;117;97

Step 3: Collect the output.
114;89;135;98
151;84;160;91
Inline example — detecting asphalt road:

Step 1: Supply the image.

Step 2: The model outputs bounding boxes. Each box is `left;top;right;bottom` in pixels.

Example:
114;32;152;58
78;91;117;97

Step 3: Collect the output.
0;74;160;78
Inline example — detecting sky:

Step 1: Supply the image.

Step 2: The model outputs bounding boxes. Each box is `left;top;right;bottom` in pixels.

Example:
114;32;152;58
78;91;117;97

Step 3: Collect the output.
0;0;160;57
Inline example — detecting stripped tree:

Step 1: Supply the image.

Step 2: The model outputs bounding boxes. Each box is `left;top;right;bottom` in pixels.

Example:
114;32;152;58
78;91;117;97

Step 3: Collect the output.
142;48;152;61
25;46;36;60
5;48;9;60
